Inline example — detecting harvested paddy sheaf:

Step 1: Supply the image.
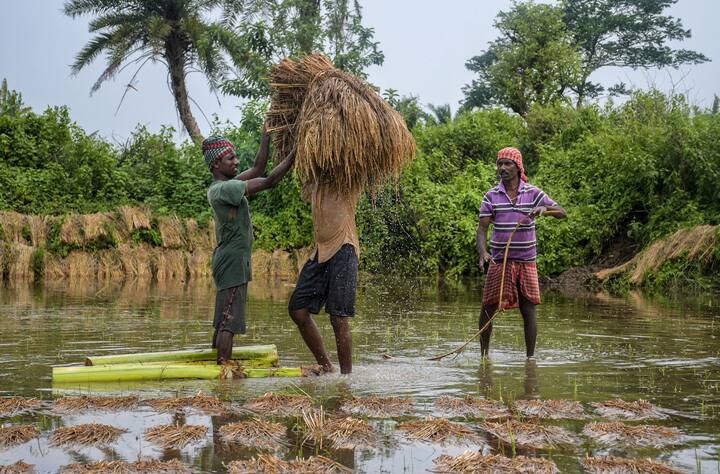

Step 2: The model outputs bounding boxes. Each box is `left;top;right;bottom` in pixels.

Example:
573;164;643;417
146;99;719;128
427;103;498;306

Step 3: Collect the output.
186;249;212;279
144;424;207;449
302;409;377;450
580;456;683;474
433;451;559;474
53;395;138;412
157;216;184;249
483;420;576;450
0;397;41;417
146;394;227;414
243;393;314;416
0;211;27;243
435;396;510;420
26;214;49;247
218;419;286;450
153;249;187;282
514;399;586;420
591;400;668;420
0;461;34;474
397;417;482;446
117;244;152;279
227;454;352;474
5;244;34;280
0;425;40;447
60;459;191;474
50;423;127;447
117;207;151;235
582;422;681;448
340;395;414;418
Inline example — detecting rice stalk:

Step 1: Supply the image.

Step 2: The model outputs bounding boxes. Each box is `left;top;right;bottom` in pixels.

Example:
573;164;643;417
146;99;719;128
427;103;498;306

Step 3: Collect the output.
218;418;286;450
60;459;191;474
513;399;586;420
582;422;681;448
483;420;576;450
590;400;667;420
26;214;49;247
81;213;112;244
0;461;34;474
0;211;26;243
0;397;41;416
186;249;212;279
0;425;40;447
59;215;83;246
227;454;352;474
6;244;34;280
64;251;97;279
435;396;510;420
303;407;377;450
50;423;127;447
157;216;185;249
117;244;152;279
433;451;559;474
146;394;227;414
153;249;187;282
144;424;207;449
53;395;138;412
118;207;151;235
580;456;683;474
397;417;482;446
243;392;313;416
339;395;413;418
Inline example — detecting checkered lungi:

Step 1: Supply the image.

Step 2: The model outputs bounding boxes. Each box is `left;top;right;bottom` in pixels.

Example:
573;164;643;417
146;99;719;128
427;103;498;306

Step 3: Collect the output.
482;261;541;310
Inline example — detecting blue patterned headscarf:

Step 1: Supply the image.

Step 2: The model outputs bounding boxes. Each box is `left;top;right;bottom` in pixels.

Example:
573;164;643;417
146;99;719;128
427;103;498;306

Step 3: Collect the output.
202;135;235;168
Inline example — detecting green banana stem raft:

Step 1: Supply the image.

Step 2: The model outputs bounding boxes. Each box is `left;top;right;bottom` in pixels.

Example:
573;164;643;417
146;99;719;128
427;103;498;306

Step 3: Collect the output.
53;345;307;383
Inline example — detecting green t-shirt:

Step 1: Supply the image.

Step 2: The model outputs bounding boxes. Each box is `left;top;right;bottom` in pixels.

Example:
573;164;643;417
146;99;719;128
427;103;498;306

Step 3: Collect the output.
207;179;253;289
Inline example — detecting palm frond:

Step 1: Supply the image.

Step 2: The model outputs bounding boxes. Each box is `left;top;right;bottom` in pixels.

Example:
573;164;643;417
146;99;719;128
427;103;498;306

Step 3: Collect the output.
71;32;116;74
63;0;130;18
88;12;147;33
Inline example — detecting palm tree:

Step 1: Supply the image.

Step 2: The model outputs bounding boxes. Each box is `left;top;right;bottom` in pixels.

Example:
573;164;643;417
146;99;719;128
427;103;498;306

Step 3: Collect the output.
427;103;453;126
64;0;245;143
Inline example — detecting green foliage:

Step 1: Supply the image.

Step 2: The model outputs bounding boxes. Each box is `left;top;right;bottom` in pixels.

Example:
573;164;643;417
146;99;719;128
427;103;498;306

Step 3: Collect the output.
31;248;45;279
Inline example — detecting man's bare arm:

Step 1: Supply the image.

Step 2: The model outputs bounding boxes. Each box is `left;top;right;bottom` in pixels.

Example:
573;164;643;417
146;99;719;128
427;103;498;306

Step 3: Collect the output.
529;205;567;219
237;128;271;181
477;216;492;272
244;148;296;197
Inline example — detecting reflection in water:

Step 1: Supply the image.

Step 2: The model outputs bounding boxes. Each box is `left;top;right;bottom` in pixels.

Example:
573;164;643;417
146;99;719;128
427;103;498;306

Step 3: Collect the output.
0;279;718;473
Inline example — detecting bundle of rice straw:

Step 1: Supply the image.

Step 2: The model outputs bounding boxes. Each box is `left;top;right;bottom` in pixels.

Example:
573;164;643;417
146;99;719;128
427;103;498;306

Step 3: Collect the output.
0;397;41;416
227;454;352;474
53;396;138;412
513;400;586;420
580;456;682;474
59;459;191;474
483;420;576;450
433;451;559;474
435;396;510;420
50;423;127;447
267;53;416;194
302;408;376;450
582;422;681;448
0;425;39;448
339;395;414;418
144;424;207;449
146;394;226;414
590;400;668;420
242;392;314;416
0;461;34;474
397;417;482;446
218;418;286;450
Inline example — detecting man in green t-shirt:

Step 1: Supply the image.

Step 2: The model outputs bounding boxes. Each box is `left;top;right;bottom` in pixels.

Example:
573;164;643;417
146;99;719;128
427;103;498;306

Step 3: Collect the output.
203;131;296;364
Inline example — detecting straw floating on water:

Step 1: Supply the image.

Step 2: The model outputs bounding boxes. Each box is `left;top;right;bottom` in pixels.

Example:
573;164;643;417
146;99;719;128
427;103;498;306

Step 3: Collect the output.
433;451;559;474
483;420;576;450
0;397;41;417
50;423;127;447
582;422;681;448
218;419;286;450
591;400;668;420
0;461;34;474
0;425;40;448
397;417;482;446
227;454;352;474
146;394;226;414
144;424;207;449
514;399;586;420
340;395;414;418
580;456;683;474
53;396;138;412
268;53;416;194
435;396;510;420
60;459;191;473
242;393;313;416
302;408;377;450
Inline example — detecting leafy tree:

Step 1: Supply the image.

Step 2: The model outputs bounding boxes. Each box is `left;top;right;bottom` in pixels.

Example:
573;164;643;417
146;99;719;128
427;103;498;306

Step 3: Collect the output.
0;79;31;116
461;2;581;117
383;90;428;130
712;95;719;115
64;0;248;143
222;0;383;98
427;103;453;126
561;0;709;107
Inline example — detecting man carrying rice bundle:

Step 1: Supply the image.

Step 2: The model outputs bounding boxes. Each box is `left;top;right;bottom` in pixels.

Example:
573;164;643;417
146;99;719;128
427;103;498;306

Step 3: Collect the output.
477;147;566;359
204;130;296;364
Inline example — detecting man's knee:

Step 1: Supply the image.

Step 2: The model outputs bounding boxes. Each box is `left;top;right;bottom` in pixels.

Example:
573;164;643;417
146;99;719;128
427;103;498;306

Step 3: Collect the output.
330;315;350;331
290;308;310;326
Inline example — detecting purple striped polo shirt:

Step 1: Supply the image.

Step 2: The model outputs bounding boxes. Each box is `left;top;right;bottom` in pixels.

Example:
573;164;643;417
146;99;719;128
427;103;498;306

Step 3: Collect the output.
479;181;557;262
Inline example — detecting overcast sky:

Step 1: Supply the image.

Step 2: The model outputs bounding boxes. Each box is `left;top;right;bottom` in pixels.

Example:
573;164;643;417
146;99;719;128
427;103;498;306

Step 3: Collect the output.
1;1;717;143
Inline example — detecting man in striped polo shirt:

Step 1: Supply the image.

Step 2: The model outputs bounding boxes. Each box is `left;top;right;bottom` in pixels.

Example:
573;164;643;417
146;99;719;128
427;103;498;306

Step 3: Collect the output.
477;147;566;358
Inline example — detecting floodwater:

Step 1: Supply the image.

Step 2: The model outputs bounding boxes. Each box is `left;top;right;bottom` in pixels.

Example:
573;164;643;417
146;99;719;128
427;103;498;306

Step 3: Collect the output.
0;277;718;473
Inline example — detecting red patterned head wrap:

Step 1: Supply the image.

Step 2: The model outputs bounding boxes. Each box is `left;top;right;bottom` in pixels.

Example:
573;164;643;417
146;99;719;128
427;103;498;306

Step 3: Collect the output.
497;147;527;182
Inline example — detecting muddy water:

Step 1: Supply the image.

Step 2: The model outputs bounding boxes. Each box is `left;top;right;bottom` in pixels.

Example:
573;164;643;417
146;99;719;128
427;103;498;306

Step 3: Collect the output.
0;277;718;473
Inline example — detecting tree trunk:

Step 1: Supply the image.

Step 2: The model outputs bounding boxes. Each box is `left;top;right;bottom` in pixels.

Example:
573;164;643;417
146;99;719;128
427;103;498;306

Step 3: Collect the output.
166;36;203;144
297;0;321;54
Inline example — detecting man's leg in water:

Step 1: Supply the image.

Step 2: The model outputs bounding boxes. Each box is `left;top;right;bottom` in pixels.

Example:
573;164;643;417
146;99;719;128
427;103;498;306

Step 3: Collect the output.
289;308;334;372
518;290;537;358
330;315;352;374
215;330;233;364
479;304;498;357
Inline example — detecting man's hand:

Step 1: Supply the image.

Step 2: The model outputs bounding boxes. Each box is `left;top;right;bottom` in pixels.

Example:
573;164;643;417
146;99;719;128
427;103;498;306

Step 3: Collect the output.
528;206;547;219
478;250;492;272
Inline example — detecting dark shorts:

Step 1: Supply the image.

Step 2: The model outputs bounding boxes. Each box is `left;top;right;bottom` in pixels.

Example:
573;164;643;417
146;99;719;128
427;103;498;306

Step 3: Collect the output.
288;244;358;317
213;284;247;336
